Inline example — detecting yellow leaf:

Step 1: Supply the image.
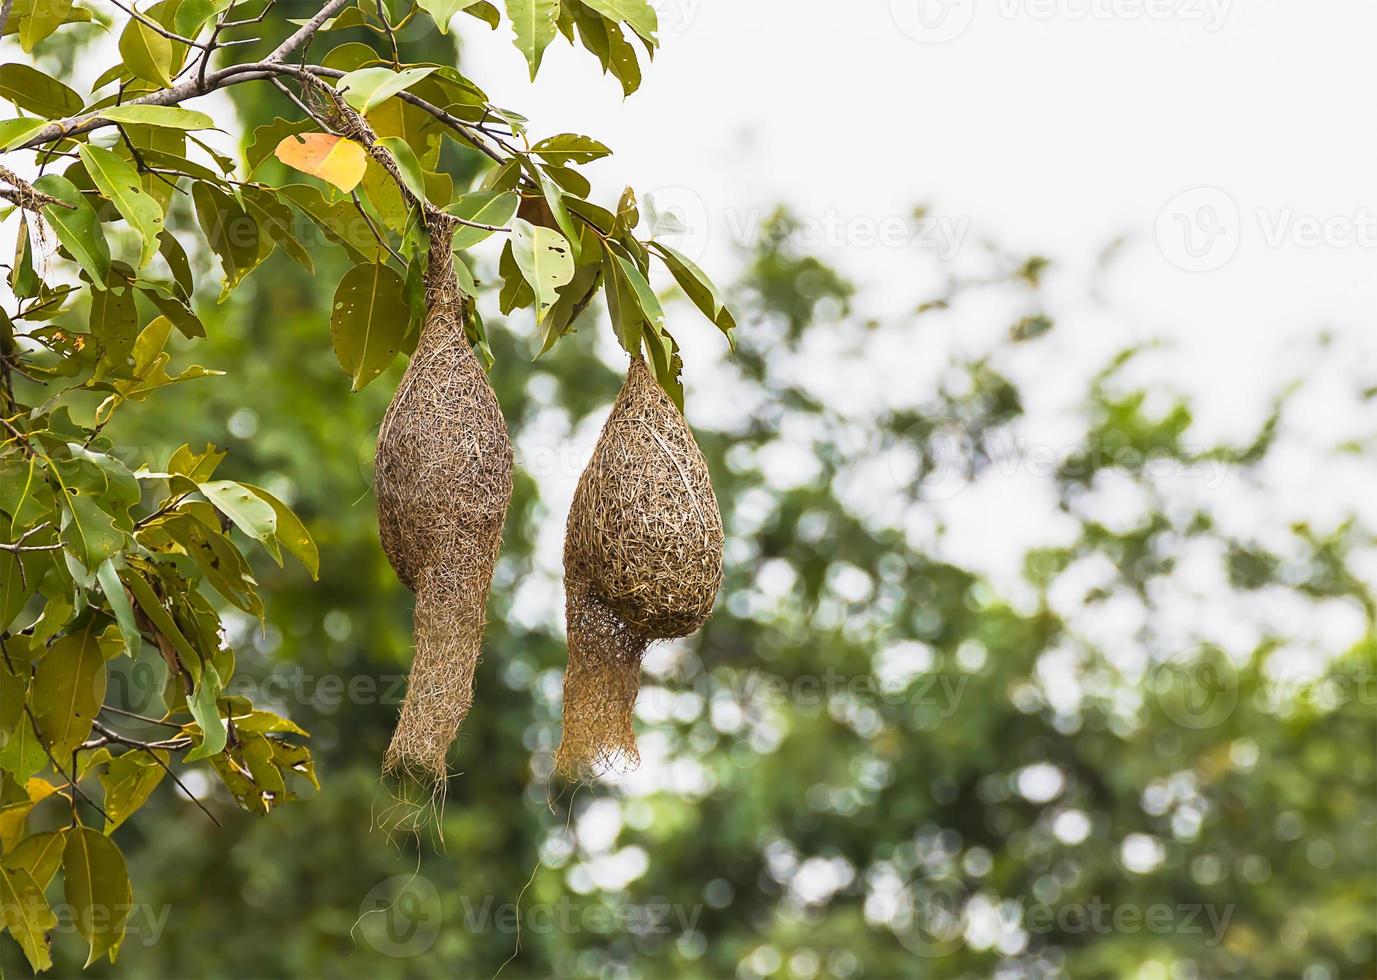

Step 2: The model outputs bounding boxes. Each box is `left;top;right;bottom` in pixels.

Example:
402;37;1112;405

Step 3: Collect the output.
273;133;367;192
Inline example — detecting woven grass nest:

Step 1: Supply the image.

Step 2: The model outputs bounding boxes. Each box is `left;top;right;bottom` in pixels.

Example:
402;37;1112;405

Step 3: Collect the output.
373;224;513;787
556;356;724;777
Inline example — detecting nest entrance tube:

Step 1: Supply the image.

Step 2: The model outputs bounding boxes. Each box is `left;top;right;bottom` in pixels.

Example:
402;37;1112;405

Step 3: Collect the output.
556;357;725;778
373;220;513;787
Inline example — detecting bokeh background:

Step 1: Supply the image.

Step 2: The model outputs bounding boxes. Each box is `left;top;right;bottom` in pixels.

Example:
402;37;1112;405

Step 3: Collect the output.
4;2;1376;977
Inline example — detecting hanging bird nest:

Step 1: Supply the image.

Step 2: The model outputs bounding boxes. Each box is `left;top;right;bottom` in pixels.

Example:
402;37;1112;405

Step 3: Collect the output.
556;356;724;776
373;221;514;788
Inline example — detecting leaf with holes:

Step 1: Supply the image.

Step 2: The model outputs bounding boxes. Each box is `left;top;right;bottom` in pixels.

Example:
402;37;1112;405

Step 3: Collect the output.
198;480;278;557
580;0;658;44
532;133;613;165
330;262;409;391
511;218;574;325
506;0;560;79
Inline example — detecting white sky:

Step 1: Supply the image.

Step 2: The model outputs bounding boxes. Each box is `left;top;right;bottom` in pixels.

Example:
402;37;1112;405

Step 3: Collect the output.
455;0;1376;415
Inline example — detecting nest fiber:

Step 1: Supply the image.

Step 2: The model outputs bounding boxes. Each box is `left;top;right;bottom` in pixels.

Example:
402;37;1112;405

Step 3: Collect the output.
557;357;724;776
374;224;513;785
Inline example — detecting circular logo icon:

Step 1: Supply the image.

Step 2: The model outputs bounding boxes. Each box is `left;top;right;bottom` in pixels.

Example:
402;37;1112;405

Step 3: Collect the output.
1155;187;1241;272
890;0;976;44
888;416;975;502
895;873;969;958
641;186;711;262
355;875;442;958
1151;647;1239;730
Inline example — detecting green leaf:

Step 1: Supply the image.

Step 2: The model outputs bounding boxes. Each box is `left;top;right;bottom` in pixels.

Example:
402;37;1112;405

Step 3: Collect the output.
602;20;642;96
98;751;167;832
184;660;225;762
447;191;519;249
0;864;56;971
246;116;310;175
336;66;438;114
78;143;165;269
466;0;501;28
2;830;67;889
419;0;485;33
580;0;658;44
612;247;664;331
32;625;107;759
650;240;736;349
118;18;174;88
241;483;319;579
33;174;111;288
122;568;200;671
507;0;560;79
241;185;313;273
641;321;684;410
173;0;233;37
62;826;132;967
0;116;48;151
538;260;601;356
511;218;574;324
96;558;141;658
0;63;82;118
61;493;126;570
330;263;410;391
532;133;613;165
96;104;215;131
198;480;277;554
89;275;139;378
375;135;429;204
192;181;262;299
277;184;371;264
524;159;582;259
18;0;72;51
0;704;46;782
602;242;642;353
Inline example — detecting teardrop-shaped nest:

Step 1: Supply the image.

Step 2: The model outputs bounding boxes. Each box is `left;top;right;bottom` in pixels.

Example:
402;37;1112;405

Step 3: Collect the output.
557;357;724;776
374;225;513;786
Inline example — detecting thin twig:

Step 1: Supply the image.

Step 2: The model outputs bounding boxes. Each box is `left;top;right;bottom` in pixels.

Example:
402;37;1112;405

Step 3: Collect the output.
26;705;111;825
352;191;407;265
92;721;220;827
376;0;401;66
107;0;211;48
99;704;184;729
